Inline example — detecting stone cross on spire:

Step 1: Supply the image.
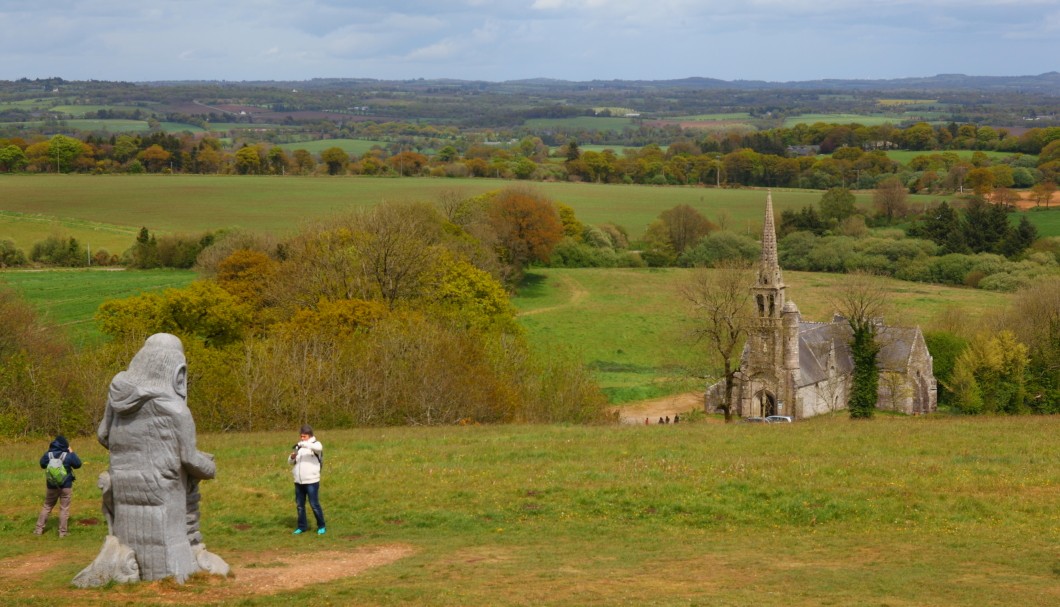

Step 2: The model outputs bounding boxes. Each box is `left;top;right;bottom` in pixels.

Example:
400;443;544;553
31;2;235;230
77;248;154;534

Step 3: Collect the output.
758;190;784;288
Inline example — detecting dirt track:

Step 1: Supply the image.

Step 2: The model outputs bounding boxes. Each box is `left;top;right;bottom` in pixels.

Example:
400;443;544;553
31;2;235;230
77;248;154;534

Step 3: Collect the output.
611;391;708;424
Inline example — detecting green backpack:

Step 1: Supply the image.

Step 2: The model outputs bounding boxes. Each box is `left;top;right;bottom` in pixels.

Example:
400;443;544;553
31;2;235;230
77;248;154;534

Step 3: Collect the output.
45;451;68;488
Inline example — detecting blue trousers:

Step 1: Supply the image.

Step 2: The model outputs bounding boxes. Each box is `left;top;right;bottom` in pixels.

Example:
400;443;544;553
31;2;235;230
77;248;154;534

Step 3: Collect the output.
294;482;325;531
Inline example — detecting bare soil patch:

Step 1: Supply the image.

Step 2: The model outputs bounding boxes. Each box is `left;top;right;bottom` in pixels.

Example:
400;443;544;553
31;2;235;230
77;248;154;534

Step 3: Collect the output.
228;544;416;593
6;543;416;604
612;391;712;424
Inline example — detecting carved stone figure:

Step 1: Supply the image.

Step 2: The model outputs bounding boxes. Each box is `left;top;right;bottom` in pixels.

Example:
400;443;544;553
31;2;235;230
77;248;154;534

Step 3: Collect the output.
74;333;229;588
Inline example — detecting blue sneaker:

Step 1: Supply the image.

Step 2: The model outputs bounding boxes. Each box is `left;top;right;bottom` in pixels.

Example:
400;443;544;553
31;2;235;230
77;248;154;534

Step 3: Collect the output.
293;528;304;535
317;527;326;535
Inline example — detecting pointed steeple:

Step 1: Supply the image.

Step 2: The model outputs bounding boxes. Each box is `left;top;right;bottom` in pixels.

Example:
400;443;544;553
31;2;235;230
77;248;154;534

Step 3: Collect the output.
758;190;784;289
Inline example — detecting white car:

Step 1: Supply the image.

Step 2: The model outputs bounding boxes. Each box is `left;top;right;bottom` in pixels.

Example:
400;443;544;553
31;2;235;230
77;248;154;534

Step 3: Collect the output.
765;415;793;423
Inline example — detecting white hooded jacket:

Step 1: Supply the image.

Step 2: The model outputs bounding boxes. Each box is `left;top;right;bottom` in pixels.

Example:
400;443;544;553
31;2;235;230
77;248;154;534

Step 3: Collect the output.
289;437;322;484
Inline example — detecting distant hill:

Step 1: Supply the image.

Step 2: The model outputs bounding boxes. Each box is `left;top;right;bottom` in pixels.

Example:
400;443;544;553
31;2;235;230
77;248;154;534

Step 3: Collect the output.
128;72;1060;95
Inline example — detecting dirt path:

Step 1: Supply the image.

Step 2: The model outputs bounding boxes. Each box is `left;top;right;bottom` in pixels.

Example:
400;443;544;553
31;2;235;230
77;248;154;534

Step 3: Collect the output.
1;543;417;602
517;273;588;317
611;391;710;425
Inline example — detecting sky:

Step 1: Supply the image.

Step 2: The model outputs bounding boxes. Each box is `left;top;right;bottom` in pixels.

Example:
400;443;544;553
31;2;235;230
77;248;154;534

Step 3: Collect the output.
2;0;1058;83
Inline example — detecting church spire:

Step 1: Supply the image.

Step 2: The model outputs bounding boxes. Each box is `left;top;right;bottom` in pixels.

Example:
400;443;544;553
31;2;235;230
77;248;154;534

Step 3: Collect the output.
758;190;784;288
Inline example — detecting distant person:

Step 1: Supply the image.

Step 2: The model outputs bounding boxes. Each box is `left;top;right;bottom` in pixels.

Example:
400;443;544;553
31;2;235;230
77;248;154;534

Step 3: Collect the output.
644;417;649;425
674;415;680;424
665;416;670;424
35;434;82;537
658;417;665;425
289;424;326;535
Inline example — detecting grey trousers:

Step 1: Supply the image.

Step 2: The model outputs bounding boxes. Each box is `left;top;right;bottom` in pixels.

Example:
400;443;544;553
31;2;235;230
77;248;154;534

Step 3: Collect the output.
35;486;72;536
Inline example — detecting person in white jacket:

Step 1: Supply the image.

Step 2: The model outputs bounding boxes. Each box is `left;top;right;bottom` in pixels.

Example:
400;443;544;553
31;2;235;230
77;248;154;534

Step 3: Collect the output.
288;424;326;535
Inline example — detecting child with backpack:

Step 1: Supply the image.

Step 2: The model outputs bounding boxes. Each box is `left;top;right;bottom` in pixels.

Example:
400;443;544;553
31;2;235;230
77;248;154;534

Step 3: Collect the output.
34;435;82;537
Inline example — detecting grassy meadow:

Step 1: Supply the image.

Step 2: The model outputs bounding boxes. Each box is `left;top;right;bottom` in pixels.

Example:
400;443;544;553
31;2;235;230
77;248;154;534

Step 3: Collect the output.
0;175;857;249
276;138;390;155
0;416;1057;606
513;268;1013;403
0;268;196;346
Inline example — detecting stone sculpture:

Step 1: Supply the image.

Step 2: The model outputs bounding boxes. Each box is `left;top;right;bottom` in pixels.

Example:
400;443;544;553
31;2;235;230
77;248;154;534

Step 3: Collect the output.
74;333;229;588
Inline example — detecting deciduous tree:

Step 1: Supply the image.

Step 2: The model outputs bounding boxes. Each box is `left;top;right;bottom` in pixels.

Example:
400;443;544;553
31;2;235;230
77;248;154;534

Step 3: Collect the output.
679;262;755;422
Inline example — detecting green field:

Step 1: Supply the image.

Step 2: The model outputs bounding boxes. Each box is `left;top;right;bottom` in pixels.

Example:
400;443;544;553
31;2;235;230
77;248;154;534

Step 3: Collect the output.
0;268;196;346
2;119;205;134
672;113;753;121
1;416;1056;606
0;175;860;245
783;114;900;127
523;116;635;130
276;138;389;155
1023;207;1060;237
513;268;1012;402
0;210;139;254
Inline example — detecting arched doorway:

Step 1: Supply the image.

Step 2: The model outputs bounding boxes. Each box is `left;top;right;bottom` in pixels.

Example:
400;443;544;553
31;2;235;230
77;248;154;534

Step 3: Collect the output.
755;390;777;417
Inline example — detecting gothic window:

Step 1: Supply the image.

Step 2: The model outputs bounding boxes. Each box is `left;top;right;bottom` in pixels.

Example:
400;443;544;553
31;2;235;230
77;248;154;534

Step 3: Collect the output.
768;295;775;317
757;294;765;316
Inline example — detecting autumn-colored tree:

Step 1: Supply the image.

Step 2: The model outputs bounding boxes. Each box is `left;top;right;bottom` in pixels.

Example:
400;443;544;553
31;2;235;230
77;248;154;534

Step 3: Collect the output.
138;144;171;172
215;249;279;308
388;150;428;176
291;149;316;175
486;187;564;275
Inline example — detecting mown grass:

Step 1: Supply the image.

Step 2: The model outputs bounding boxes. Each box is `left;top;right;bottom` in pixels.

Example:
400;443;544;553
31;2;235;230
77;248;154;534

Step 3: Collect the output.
513;268;1012;402
0;416;1056;605
0;268;197;346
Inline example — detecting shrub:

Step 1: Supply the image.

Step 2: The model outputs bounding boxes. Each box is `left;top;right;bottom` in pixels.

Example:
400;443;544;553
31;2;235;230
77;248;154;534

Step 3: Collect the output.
678;231;761;267
29;234;87;267
0;239;26;267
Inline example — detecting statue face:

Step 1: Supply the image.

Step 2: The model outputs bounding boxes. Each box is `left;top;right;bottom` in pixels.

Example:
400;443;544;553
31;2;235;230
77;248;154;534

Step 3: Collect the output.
175;365;187;399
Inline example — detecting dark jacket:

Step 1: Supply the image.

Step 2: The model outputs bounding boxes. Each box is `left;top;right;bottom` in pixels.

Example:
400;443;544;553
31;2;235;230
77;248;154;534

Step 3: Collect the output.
39;435;82;489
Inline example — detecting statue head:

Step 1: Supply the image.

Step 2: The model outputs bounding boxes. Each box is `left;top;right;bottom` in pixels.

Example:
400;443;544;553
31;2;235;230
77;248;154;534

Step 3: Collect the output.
123;333;187;399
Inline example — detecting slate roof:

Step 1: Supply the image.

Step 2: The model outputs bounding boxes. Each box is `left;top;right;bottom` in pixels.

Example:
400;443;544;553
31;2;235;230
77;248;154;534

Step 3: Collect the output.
795;320;922;388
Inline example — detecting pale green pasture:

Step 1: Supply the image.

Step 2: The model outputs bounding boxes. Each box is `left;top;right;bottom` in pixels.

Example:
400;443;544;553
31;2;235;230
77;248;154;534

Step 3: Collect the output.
0;175;857;240
672;112;752;121
523;116;635;130
514;267;1011;402
0;417;1056;606
783;113;900;127
0;211;138;253
277;138;389;155
48;105;156;117
0;268;196;345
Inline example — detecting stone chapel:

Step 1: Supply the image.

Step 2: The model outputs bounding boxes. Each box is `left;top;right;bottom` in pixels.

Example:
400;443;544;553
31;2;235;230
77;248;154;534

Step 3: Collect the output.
706;192;937;419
